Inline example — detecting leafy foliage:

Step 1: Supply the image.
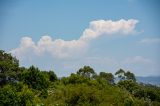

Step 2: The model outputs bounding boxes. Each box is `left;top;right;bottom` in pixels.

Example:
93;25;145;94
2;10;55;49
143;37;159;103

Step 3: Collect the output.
20;66;50;90
125;71;136;82
0;84;40;106
0;50;160;106
0;50;19;86
77;66;96;78
99;72;114;84
115;69;136;82
115;68;125;80
118;80;138;93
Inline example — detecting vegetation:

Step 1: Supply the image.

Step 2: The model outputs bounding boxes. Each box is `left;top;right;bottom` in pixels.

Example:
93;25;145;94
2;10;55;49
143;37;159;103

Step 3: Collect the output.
0;50;160;106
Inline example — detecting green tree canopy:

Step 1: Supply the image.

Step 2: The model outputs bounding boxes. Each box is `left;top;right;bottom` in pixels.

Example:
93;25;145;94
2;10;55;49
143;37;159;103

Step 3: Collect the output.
115;69;136;82
20;65;49;90
99;72;114;84
125;71;136;82
0;50;19;86
115;69;125;80
48;71;57;82
77;66;96;78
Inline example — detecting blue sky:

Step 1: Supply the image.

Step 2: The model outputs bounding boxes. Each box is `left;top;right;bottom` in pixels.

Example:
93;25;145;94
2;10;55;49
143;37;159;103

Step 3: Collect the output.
0;0;160;77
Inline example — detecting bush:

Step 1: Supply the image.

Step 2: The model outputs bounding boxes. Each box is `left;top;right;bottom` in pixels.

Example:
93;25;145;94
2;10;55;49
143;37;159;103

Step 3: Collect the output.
0;85;19;106
0;84;40;106
20;66;49;90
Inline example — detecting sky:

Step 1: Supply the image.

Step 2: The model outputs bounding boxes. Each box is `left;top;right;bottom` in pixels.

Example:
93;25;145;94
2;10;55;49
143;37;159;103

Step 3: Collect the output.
0;0;160;77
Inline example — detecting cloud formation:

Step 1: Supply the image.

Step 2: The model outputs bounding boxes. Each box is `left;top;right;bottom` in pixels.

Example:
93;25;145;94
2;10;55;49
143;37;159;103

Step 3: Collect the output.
11;19;138;59
80;19;138;41
121;56;158;76
11;36;87;59
139;38;160;44
123;56;152;64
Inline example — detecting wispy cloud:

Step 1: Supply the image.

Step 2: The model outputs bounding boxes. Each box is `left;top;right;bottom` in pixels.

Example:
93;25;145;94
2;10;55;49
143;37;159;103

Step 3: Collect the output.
10;19;139;60
139;38;160;44
120;56;160;76
122;56;152;64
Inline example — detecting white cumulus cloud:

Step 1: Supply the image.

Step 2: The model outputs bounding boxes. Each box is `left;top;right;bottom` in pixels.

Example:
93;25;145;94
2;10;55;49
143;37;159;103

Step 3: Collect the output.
80;19;138;41
11;36;87;59
10;19;139;60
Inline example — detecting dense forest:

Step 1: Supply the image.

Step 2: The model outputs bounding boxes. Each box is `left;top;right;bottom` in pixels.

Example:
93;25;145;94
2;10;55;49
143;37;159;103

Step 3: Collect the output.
0;50;160;106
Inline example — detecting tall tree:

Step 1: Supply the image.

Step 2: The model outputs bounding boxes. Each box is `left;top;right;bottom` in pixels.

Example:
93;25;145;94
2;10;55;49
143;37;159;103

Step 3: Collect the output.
115;69;125;81
115;69;136;82
125;71;136;82
48;71;57;82
99;72;114;84
21;66;49;90
77;66;96;78
0;50;19;86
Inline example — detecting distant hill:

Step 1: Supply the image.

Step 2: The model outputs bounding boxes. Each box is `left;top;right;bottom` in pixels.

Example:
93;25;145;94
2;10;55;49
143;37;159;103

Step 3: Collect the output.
136;76;160;86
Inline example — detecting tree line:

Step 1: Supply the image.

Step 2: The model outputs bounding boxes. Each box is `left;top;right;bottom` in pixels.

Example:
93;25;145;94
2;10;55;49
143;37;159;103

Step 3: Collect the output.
0;50;160;106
